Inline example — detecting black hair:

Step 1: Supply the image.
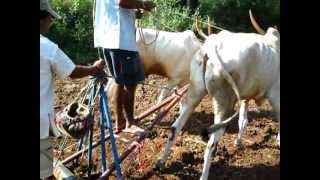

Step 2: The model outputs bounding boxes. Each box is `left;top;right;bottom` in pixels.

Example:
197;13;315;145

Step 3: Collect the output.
40;10;53;20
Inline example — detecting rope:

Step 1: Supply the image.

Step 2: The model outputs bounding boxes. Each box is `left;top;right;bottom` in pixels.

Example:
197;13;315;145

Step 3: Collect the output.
54;136;69;168
168;11;227;31
137;7;161;46
138;4;227;32
100;74;181;96
138;26;160;45
86;78;99;178
73;81;91;103
139;81;175;91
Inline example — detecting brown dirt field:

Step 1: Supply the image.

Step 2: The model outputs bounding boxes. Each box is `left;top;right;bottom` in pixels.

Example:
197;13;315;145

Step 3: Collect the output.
53;75;280;180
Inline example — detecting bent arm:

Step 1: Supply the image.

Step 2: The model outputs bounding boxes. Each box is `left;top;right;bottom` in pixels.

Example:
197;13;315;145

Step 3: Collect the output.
69;65;100;79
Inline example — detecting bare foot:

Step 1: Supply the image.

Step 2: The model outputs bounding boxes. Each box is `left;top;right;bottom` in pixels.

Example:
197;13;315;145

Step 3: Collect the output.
123;124;145;135
114;128;123;133
115;120;126;133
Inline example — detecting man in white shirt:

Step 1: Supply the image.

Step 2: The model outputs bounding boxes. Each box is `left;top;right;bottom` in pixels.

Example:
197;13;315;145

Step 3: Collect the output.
94;0;155;134
40;0;105;179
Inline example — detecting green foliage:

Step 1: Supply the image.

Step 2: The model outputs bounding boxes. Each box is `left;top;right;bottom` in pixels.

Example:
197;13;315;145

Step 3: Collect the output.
198;0;280;32
138;0;198;32
48;0;96;65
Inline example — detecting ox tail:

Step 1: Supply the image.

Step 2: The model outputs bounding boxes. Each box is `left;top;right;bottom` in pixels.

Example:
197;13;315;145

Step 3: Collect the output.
214;46;241;104
205;46;241;136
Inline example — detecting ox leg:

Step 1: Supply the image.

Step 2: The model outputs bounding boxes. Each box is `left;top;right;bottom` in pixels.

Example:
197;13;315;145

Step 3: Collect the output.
267;79;280;147
155;55;207;171
201;79;236;180
156;80;179;104
201;126;225;180
155;83;206;170
234;100;248;148
154;80;180;119
269;99;280;147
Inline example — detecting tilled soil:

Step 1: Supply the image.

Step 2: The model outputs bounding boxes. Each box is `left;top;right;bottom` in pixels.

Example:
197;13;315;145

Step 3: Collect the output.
53;75;280;180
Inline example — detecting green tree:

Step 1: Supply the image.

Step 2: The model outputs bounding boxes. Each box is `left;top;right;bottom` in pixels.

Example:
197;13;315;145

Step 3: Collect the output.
48;0;96;65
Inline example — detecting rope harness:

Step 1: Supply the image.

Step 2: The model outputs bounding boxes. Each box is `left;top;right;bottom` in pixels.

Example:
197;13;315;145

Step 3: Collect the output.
136;3;228;47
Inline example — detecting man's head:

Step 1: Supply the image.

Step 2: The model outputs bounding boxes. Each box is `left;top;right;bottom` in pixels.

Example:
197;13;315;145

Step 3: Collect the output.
40;0;60;34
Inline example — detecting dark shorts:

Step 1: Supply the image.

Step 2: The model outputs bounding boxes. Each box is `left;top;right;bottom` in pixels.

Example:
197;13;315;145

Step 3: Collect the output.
102;49;145;86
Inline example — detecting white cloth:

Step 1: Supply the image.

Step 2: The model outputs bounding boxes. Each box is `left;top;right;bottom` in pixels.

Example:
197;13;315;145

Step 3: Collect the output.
40;34;76;139
40;137;53;178
93;0;138;51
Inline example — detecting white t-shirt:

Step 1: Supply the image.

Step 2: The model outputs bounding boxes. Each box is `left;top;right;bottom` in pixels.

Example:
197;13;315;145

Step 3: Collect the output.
93;0;138;51
40;34;76;139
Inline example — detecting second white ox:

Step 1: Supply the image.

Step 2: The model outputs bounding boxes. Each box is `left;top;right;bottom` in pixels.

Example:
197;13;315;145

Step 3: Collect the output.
154;19;280;180
106;26;254;146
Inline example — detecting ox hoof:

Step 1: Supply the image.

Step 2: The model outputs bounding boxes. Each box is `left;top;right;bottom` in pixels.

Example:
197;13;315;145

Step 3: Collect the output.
200;128;210;142
153;160;165;172
234;139;244;149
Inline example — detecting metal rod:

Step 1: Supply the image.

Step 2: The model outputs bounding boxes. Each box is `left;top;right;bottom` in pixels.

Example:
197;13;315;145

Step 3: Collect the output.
99;95;107;173
98;86;188;179
62;132;113;165
87;85;96;177
100;83;123;179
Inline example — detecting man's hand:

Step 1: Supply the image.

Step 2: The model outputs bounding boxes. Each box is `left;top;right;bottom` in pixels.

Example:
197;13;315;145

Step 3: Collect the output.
69;59;106;79
91;59;106;76
136;9;144;19
93;59;105;71
141;1;156;12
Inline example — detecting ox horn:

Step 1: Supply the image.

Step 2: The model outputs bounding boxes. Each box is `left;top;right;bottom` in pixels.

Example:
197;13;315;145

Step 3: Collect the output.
249;9;265;35
207;16;213;35
195;16;208;39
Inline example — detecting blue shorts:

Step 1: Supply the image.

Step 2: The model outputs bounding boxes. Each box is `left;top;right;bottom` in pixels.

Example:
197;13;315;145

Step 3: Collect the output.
102;49;145;86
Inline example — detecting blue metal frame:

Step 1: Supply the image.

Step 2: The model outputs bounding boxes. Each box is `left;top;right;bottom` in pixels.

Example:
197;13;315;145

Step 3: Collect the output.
99;96;107;172
99;82;122;179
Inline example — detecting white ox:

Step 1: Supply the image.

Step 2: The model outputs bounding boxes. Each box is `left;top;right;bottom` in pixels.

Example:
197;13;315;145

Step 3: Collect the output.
106;28;202;106
154;12;280;180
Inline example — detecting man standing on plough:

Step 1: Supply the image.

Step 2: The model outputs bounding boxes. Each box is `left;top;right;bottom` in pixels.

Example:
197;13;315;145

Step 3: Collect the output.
40;0;106;179
94;0;156;134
